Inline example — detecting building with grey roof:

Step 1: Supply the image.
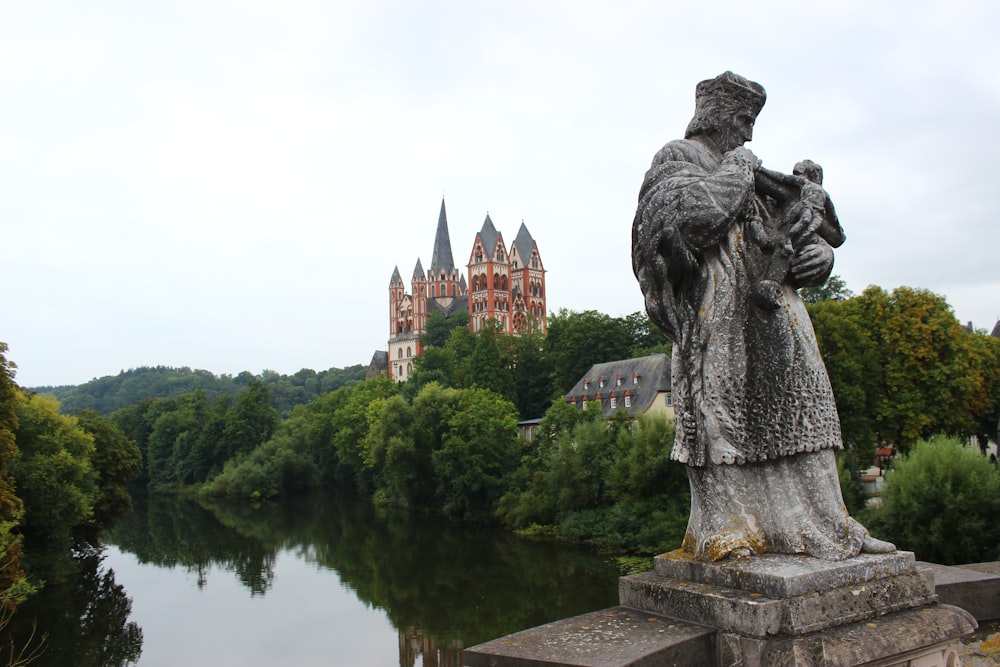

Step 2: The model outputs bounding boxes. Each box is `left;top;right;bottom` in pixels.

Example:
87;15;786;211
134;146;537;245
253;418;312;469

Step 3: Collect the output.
564;353;674;419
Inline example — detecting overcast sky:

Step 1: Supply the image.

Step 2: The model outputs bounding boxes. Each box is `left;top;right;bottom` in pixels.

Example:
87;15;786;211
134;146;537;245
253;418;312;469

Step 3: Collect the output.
3;1;999;388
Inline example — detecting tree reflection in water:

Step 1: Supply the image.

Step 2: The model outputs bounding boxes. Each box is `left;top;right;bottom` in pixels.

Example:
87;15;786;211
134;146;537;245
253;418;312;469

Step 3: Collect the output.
2;552;142;667
2;488;621;666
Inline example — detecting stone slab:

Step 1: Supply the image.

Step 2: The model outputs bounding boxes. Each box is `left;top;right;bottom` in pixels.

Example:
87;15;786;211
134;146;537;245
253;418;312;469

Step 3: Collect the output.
461;606;716;667
719;604;976;667
959;562;1000;577
917;561;1000;621
620;569;935;636
654;549;917;598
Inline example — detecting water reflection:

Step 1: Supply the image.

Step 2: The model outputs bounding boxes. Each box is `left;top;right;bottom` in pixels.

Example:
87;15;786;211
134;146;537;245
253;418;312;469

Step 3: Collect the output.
3;489;621;666
2;552;142;667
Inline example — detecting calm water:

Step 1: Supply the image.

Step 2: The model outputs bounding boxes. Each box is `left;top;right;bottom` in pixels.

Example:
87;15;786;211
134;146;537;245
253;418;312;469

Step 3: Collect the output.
2;490;622;666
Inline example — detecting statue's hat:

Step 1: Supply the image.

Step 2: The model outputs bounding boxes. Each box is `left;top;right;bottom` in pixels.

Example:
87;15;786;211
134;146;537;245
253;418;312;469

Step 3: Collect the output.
695;71;766;116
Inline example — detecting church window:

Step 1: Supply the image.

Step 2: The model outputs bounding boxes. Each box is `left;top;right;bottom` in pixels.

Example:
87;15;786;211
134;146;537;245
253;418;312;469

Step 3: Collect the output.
398;349;403;359
406;346;412;358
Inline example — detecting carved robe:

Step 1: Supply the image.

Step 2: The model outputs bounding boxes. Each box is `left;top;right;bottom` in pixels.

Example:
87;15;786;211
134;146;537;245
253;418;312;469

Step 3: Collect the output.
632;137;867;560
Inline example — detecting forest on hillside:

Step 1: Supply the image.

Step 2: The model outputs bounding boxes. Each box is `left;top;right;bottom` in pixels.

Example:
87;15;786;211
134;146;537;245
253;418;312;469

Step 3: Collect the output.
30;364;367;416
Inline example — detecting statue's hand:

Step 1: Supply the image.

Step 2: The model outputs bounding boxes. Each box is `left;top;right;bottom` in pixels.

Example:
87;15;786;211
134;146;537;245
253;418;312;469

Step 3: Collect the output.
790;242;833;287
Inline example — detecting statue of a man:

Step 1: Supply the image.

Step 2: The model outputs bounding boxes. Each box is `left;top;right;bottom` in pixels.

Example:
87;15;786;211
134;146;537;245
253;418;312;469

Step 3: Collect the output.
632;71;894;561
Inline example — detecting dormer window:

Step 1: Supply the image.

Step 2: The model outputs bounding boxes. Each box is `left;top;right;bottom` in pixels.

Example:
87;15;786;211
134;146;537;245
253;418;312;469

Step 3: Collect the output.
583;379;589;391
624;390;632;408
581;397;588;409
616;375;623;387
610;393;617;409
632;373;639;385
599;377;606;389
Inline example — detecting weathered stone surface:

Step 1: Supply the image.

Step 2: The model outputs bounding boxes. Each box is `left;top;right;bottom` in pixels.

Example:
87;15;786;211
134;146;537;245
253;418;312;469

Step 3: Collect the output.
631;71;894;561
918;561;1000;621
718;604;975;667
461;606;716;667
655;549;918;598
620;568;935;637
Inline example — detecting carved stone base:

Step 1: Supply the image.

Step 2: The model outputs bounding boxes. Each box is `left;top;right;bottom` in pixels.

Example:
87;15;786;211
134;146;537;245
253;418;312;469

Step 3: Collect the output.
619;549;976;667
462;550;978;667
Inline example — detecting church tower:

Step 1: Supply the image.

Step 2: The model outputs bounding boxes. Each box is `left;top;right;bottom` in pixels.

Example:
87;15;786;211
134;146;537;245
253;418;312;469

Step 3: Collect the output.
509;222;547;333
387;198;469;382
387;199;546;380
468;214;512;333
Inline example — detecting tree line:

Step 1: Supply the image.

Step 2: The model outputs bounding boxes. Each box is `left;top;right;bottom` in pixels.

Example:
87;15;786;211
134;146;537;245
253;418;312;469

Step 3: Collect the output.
0;344;141;612
2;276;998;611
31;364;366;416
808;285;1000;467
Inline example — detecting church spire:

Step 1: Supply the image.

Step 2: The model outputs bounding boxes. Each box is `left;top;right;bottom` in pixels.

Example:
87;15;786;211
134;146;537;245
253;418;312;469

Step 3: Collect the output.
429;198;456;276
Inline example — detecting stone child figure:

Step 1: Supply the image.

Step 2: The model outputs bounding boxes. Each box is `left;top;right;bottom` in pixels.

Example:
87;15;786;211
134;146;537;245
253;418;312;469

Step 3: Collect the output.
631;72;893;561
753;159;846;310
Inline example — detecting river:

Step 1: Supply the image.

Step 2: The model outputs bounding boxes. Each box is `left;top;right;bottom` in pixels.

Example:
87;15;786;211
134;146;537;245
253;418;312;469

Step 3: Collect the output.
0;490;623;666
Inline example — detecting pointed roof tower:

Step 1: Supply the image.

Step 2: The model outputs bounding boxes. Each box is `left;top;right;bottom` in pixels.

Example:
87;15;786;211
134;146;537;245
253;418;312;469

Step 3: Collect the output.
389;266;403;287
478;213;500;255
429;198;456;275
412;258;425;281
512;221;537;261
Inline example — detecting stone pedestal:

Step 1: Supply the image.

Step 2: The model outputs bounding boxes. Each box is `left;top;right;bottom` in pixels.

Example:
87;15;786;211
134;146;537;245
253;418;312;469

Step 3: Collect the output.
619;550;976;666
463;550;977;667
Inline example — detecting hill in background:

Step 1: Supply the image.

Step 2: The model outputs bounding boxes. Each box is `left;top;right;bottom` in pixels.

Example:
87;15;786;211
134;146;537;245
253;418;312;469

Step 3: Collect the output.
30;364;367;415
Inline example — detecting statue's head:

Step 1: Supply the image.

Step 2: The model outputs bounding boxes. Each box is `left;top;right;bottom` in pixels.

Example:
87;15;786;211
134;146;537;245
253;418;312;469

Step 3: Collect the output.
793;159;823;185
685;71;766;151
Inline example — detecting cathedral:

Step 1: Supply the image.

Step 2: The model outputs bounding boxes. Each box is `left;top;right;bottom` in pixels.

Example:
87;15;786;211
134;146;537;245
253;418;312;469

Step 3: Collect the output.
386;199;547;382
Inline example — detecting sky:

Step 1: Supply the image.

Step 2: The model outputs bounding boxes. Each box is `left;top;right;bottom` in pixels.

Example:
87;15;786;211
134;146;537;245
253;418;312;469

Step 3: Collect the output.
2;1;999;388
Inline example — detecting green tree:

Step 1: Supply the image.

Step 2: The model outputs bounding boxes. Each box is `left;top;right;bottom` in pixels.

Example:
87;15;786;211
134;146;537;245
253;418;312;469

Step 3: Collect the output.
219;380;279;461
624;311;673;357
511;329;555;419
862;287;981;451
431;388;520;522
872;435;1000;564
964;332;1000;453
799;274;854;304
808;297;881;466
464;321;516;404
74;410;141;539
402;346;457;400
546;310;633;394
420;310;470;350
0;344;30;608
11;394;98;562
330;377;399;490
444;327;477;388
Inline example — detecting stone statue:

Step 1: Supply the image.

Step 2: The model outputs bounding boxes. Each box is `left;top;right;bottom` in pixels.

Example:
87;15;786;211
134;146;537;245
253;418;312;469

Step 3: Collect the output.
631;71;894;561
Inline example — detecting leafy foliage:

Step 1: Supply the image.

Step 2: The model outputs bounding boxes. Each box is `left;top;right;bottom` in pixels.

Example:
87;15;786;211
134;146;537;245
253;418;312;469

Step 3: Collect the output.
871;435;1000;564
0;344;29;609
10;394;106;583
31;364;366;416
73;410;141;542
809;285;1000;454
497;405;688;554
